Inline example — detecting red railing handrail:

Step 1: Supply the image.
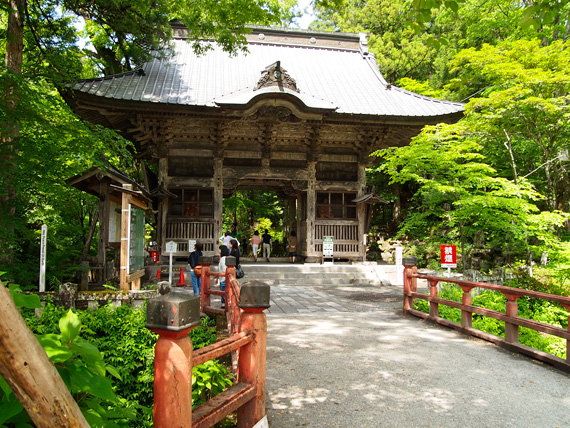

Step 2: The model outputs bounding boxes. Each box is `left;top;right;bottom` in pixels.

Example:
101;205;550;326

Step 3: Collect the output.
192;331;253;367
410;273;570;308
403;260;570;373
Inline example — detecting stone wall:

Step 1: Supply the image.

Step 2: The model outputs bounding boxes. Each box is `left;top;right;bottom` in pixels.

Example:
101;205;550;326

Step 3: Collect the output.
34;283;158;311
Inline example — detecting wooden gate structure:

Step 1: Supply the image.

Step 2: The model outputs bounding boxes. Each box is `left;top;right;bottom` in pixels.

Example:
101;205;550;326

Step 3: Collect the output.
63;23;463;261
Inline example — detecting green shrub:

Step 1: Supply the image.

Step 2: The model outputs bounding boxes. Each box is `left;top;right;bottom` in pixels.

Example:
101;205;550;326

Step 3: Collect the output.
15;292;233;426
192;360;234;409
2;284;138;427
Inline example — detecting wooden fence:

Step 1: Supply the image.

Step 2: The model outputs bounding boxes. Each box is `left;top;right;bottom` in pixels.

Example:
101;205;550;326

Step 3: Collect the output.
403;257;570;373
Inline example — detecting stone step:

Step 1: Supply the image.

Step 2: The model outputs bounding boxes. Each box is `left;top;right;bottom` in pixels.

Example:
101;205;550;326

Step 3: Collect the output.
236;262;396;287
149;261;400;287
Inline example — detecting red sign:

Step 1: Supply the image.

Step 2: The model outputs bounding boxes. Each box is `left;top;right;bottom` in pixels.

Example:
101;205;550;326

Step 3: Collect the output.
441;245;457;268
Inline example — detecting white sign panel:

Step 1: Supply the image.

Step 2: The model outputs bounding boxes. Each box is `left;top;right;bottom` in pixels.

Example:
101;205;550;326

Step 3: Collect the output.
188;239;197;252
166;241;178;254
252;416;269;428
108;201;121;243
323;236;334;258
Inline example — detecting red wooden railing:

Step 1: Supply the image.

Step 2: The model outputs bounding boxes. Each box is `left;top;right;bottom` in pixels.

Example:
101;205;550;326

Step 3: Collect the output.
402;257;570;373
147;256;270;428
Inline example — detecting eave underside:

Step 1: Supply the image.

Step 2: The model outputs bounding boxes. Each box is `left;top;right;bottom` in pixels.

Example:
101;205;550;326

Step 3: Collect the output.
65;93;459;161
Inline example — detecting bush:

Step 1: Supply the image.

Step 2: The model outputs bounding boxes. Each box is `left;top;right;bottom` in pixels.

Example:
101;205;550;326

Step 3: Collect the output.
18;296;233;426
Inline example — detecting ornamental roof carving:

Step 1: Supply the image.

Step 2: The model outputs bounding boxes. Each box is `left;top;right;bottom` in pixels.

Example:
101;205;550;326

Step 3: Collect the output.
255;61;299;93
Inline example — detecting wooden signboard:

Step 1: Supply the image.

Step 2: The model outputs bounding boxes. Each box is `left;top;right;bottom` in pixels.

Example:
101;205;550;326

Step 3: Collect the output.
128;204;145;274
119;184;149;290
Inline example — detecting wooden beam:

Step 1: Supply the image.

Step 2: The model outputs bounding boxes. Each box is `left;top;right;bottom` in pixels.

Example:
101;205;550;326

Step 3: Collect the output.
0;281;90;428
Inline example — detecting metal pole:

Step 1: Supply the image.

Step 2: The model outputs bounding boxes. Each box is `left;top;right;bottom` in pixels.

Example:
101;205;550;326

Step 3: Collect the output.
39;224;47;292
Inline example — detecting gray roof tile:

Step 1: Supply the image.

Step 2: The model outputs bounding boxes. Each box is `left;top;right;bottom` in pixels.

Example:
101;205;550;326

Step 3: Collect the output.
73;31;464;118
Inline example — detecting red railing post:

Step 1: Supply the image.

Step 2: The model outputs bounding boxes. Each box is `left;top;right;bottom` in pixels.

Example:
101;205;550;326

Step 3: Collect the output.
565;304;570;364
459;285;474;329
428;279;439;318
146;291;201;428
503;292;520;344
403;257;418;314
200;256;213;310
237;280;271;428
225;256;237;309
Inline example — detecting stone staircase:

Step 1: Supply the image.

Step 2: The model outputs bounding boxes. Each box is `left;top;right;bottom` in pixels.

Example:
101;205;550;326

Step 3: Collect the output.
237;260;399;287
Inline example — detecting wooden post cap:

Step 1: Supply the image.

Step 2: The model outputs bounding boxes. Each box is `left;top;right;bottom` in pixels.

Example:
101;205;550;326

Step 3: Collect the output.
199;255;214;265
225;256;236;267
146;291;201;332
239;280;271;309
403;257;418;266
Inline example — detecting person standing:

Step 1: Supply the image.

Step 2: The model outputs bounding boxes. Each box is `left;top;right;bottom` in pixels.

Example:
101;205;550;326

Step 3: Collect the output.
287;231;297;264
222;231;232;249
212;245;230;307
262;229;272;262
250;230;261;262
230;239;240;267
188;242;203;295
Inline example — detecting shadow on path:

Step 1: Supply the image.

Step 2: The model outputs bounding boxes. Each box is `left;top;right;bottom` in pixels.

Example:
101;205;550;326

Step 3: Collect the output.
265;285;570;428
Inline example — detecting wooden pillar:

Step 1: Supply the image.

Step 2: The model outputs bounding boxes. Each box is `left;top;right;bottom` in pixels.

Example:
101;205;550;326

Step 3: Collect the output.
296;193;301;251
460;286;474;329
146;292;201;428
120;184;132;291
158;157;168;254
504;293;520;343
429;279;439;318
306;162;316;257
214;157;224;247
287;196;296;233
97;180;108;285
237;281;270;428
357;163;367;261
200;256;213;311
403;257;418;314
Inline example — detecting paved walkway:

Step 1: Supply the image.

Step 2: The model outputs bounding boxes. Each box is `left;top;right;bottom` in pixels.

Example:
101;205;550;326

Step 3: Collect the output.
264;284;570;428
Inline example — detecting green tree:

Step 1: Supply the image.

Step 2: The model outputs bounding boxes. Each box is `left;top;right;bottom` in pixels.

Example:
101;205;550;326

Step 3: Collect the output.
375;121;565;264
447;39;570;211
223;191;284;240
1;0;287;282
312;0;565;86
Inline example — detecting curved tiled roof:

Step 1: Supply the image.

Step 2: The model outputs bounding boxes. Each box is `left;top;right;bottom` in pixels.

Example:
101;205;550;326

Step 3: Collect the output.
72;28;464;119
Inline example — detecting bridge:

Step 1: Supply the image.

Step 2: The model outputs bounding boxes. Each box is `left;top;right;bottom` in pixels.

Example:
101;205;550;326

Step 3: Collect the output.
260;264;570;427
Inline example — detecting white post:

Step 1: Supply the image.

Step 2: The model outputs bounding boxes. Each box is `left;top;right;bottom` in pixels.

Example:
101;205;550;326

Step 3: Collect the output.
165;241;178;286
39;225;47;292
395;246;403;286
169;253;173;285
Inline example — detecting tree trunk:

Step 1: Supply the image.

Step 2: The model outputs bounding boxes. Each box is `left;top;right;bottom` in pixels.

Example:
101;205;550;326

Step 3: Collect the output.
0;0;26;265
0;281;90;427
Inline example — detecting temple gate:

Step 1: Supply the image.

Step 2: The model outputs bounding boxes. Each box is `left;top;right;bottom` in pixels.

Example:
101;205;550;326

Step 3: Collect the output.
63;23;463;262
